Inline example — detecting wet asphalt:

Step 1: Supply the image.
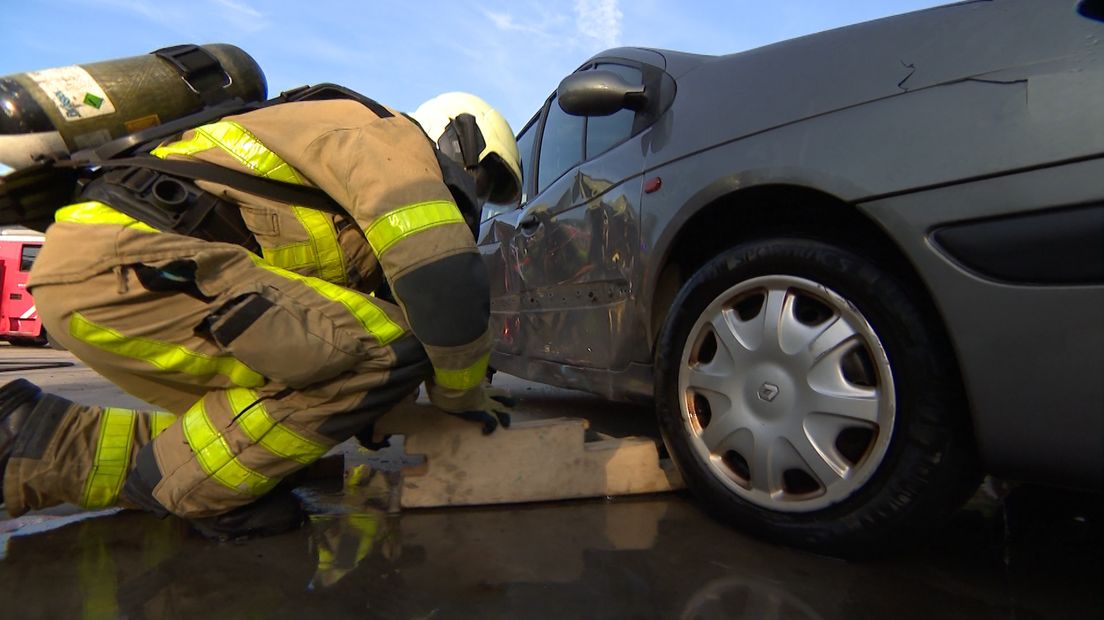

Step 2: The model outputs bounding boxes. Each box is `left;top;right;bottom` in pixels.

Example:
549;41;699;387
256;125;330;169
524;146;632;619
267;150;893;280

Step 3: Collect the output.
1;346;1101;620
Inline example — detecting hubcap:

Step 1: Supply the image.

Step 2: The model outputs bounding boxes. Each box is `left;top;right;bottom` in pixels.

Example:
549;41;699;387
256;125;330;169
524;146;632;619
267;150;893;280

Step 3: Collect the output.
678;275;895;512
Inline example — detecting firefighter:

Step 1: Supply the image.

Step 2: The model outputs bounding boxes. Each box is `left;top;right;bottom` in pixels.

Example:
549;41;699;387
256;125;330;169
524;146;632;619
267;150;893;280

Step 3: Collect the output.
0;91;521;538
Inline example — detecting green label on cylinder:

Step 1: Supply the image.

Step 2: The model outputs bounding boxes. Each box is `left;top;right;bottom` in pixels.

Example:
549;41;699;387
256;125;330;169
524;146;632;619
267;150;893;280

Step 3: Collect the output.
83;93;104;109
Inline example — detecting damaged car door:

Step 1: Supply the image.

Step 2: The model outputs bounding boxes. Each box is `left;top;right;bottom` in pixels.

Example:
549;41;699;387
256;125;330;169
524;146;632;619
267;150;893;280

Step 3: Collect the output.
480;63;652;377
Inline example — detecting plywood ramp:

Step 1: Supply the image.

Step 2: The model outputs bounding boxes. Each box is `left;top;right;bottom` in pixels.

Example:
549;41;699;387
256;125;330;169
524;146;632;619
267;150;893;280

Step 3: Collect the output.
361;402;684;509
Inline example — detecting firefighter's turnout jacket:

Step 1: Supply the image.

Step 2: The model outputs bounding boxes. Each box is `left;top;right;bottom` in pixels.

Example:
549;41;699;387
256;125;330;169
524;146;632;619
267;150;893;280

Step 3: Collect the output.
3;99;491;518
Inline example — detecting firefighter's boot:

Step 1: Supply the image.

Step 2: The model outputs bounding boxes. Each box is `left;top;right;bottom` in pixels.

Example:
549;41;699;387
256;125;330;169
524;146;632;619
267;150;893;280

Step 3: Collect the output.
0;379;43;507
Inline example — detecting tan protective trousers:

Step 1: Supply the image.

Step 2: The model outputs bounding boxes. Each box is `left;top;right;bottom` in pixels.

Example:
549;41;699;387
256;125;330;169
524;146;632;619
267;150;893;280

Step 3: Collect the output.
4;226;429;518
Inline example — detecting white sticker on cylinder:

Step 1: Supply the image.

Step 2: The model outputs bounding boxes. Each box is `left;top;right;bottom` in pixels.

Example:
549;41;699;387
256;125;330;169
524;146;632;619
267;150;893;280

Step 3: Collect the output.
26;65;117;122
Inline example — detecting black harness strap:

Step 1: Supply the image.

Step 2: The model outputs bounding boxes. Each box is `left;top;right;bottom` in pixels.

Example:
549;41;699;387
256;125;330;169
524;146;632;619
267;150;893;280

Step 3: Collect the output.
80;165;263;253
280;84;394;119
0;81;479;248
94;156;345;215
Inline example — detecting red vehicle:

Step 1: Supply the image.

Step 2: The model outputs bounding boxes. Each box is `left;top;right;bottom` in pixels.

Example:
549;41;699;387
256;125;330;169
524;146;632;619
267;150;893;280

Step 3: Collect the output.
0;230;47;346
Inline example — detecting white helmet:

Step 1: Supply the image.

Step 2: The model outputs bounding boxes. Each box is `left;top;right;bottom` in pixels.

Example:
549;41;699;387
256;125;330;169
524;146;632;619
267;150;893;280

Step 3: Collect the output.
412;92;522;204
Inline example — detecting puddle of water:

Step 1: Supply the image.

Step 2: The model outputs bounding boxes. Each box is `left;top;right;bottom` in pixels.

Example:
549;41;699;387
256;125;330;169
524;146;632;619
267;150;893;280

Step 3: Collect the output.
0;508;121;561
0;485;1098;619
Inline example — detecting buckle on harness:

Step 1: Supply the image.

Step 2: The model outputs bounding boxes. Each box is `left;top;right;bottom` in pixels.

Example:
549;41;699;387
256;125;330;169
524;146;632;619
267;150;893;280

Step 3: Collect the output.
85;167;262;254
108;167;189;213
112;166;159;195
153;45;232;104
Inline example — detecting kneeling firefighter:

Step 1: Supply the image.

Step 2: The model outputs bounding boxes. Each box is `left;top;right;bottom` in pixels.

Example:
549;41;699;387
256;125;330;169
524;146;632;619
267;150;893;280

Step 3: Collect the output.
0;46;521;538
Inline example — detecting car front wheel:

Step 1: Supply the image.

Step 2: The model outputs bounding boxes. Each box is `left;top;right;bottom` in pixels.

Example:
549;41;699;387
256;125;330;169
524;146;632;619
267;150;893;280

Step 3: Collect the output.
655;238;980;555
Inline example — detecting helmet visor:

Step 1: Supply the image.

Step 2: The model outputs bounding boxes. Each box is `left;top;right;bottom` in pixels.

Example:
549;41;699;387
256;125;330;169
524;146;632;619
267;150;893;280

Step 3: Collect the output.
479;153;520;205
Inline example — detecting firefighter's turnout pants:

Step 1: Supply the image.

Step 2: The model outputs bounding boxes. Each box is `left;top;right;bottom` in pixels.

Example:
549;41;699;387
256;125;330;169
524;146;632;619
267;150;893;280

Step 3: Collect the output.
2;99;492;519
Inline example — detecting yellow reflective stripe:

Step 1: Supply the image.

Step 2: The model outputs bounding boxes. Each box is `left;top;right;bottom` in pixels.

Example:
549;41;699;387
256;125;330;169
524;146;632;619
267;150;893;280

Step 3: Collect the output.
258;211;346;283
81;407;136;509
251;257;405;345
226;388;328;464
262;242;314;271
152;121;304;184
150;128;218;159
434;352;491;391
292;206;347;284
150;412;176;438
154;122;347;284
70;312;264;388
182;398;275;496
55;201;160;233
365;200;464;256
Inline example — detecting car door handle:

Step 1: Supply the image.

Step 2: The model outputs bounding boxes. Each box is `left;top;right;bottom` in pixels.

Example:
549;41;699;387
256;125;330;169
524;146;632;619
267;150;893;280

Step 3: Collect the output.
519;213;541;233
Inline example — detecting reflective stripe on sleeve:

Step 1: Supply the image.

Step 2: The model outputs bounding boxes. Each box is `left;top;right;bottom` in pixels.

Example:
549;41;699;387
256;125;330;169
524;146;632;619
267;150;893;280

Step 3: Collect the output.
182;398;275;496
433;352;491;391
70;312;265;388
226;388;328;464
250;257;405;346
80;407;137;509
365;200;464;257
55;201;160;233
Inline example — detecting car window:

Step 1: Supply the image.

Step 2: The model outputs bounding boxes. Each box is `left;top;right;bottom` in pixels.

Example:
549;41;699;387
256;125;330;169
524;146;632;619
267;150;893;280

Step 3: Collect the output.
585;64;643;158
537;95;585;193
515;122;537;205
20;244;39;271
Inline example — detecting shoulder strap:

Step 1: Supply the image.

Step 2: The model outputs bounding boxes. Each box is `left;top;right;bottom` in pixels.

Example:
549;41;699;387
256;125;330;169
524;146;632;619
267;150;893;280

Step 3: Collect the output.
279;83;394;118
2;83;418;233
97;156;346;214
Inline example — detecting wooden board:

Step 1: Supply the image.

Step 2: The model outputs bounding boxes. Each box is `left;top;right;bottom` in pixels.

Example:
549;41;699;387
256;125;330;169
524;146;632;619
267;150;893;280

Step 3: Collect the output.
352;401;684;508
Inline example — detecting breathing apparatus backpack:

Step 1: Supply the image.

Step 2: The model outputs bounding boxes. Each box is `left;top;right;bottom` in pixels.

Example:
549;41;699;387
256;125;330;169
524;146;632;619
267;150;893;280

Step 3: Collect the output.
0;45;482;248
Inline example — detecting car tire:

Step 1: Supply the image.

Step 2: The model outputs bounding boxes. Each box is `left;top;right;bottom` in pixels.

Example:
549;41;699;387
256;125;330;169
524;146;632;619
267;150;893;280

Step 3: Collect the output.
655;238;981;555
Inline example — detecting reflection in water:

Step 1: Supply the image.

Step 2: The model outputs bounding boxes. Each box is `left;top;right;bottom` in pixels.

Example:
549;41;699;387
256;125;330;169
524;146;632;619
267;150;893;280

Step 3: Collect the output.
0;488;1099;619
0;507;121;561
308;513;386;590
679;575;823;620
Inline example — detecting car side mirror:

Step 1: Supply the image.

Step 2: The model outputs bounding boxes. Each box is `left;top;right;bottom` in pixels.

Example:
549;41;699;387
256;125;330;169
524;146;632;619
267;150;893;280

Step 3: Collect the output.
557;70;648;117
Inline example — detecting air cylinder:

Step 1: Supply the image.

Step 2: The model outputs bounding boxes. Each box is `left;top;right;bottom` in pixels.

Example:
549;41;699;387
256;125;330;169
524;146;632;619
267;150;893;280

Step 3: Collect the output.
0;44;267;169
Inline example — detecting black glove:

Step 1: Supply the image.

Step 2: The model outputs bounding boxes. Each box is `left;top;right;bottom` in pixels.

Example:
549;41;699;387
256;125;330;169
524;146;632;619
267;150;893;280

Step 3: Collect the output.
187;486;306;541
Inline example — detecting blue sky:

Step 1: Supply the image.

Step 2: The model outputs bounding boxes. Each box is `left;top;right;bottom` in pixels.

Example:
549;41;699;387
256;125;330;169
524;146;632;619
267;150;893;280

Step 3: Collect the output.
2;0;945;135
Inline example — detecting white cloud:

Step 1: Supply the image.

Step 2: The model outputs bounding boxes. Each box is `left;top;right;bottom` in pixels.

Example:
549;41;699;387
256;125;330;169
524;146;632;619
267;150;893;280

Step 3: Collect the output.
85;0;269;34
483;10;531;33
574;0;622;49
209;0;270;33
214;0;263;19
94;0;173;25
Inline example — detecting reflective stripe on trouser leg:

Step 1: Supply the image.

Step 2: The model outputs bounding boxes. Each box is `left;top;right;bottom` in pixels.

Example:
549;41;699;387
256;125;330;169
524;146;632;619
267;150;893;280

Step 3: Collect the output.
149;337;431;519
29;256;265;416
1;394;177;516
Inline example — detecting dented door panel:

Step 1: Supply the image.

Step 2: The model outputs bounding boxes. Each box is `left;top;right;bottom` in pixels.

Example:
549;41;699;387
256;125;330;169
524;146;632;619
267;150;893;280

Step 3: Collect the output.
484;133;646;371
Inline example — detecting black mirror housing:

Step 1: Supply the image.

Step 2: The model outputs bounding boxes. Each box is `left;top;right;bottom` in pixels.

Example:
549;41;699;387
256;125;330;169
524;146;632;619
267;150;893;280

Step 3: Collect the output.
557;70;647;117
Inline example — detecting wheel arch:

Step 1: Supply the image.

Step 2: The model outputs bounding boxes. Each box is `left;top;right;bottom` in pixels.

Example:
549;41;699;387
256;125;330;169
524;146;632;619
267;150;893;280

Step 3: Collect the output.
645;183;973;426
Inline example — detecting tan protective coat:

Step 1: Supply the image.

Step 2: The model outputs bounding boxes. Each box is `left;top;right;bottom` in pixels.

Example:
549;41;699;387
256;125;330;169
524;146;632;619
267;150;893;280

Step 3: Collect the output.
4;99;490;518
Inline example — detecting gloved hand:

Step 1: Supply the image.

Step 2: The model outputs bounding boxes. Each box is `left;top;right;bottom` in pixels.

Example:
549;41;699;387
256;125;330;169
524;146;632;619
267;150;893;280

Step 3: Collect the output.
430;382;515;435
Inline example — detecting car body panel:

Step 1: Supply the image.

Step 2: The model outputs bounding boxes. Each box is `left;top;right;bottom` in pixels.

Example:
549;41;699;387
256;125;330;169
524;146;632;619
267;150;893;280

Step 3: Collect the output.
862;159;1104;488
479;0;1104;485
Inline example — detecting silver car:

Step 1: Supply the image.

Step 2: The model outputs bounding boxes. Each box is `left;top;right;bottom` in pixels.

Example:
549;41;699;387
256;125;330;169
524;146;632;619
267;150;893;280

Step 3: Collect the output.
478;0;1104;553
